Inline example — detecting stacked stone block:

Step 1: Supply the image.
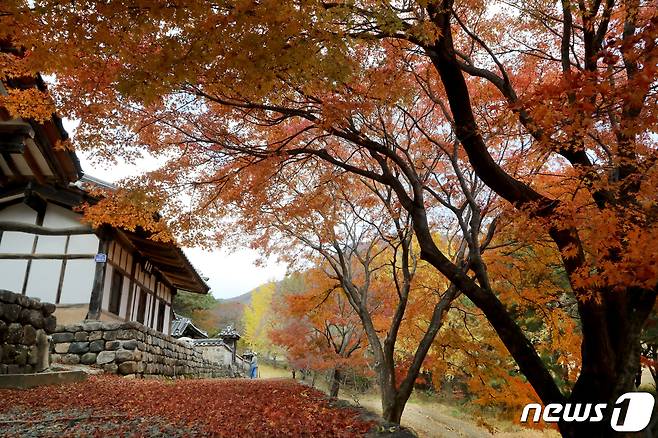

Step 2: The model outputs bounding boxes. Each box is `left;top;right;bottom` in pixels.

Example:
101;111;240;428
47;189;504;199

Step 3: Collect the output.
50;320;231;378
0;289;56;374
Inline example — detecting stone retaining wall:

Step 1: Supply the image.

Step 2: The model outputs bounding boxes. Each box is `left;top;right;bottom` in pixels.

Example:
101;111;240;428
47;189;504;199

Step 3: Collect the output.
50;320;232;378
0;289;56;374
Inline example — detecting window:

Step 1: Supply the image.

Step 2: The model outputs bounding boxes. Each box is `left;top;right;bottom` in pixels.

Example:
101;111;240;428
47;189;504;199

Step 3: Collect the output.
136;289;147;324
157;301;166;332
108;270;123;315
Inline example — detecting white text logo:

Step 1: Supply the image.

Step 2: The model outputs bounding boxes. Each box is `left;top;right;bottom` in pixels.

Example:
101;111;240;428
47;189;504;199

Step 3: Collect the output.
520;392;654;432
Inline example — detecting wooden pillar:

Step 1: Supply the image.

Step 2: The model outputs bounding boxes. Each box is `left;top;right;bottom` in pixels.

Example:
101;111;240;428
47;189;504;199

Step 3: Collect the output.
86;227;110;320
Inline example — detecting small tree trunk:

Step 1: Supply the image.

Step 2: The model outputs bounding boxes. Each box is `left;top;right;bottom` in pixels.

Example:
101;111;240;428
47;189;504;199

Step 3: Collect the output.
379;369;406;424
381;392;405;424
329;368;341;397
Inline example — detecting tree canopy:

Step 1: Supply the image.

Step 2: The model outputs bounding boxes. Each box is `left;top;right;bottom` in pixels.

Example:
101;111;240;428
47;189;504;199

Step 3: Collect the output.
2;1;657;435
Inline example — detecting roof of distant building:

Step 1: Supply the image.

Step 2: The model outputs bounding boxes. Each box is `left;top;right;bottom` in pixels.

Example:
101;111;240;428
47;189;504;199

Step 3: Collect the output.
193;338;231;348
219;325;241;340
171;314;208;339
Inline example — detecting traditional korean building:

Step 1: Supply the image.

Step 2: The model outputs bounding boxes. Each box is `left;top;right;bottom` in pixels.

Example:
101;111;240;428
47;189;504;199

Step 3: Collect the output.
192;325;250;373
218;325;241;364
193;338;233;366
171;313;208;339
0;51;209;335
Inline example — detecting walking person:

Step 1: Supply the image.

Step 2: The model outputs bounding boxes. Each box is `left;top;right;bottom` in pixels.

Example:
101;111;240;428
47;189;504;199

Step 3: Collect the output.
250;354;258;379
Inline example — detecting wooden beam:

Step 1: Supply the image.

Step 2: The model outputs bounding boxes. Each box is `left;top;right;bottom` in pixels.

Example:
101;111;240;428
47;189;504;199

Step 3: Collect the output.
22;147;46;184
2;152;22;177
55;236;70;304
0;221;92;235
24;191;47;216
32;123;68;182
0;120;35;137
0;134;26;153
31;183;87;208
124;232;177;248
0;253;94;260
87;229;110;320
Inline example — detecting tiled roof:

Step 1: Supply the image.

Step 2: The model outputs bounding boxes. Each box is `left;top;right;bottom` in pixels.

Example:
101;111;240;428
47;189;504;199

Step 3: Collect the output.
219;325;240;339
171;314;208;339
193;338;231;349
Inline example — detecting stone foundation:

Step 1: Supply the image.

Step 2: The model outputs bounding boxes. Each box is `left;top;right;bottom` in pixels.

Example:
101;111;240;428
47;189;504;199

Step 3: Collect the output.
50;320;232;378
0;289;56;374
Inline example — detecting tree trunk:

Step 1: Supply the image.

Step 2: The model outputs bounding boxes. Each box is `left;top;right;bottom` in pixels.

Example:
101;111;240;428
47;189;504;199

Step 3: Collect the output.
558;288;655;438
376;367;406;424
329;368;341;397
381;391;405;424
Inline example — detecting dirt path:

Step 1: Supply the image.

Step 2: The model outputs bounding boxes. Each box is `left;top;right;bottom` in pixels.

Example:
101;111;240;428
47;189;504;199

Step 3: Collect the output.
258;367;558;438
354;398;557;438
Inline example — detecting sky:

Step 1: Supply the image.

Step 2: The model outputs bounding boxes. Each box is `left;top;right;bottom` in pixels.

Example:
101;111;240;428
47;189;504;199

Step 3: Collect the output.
63;120;287;300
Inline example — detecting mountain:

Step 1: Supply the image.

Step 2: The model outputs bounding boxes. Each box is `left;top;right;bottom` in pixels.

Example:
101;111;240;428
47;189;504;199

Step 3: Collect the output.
221;290;253;305
174;274;306;337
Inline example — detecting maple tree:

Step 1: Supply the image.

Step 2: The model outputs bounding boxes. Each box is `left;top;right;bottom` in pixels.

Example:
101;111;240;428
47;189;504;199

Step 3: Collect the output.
2;1;658;436
269;269;369;397
236;166;498;422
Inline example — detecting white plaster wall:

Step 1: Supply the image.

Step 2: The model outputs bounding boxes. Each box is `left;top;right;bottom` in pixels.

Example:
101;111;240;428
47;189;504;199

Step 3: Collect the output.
199;346;233;366
152;299;160;329
120;249;128;270
101;264;112;310
119;277;130;318
43;204;81;228
133;288;142;322
59;259;95;304
163;304;171;335
145;293;153;327
0;260;27;293
128;285;136;320
0;232;35;253
35;235;67;253
67;234;98;254
25;259;61;303
0;203;38;224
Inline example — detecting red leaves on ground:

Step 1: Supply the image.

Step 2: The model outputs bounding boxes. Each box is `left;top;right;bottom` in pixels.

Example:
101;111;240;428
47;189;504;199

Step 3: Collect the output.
0;376;375;437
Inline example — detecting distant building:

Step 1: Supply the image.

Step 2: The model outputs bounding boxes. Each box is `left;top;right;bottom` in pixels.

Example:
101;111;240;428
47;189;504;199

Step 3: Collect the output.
193;338;233;366
192;325;249;373
0;47;209;335
171;313;208;339
218;325;241;364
